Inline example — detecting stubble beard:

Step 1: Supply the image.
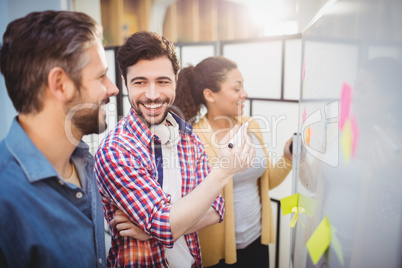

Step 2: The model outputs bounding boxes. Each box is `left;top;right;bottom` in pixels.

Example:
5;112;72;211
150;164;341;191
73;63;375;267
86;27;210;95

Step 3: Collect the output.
132;99;171;126
65;96;109;136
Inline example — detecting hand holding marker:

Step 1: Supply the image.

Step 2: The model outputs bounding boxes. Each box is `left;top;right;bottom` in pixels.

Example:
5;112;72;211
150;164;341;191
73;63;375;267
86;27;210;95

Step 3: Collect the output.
228;121;250;149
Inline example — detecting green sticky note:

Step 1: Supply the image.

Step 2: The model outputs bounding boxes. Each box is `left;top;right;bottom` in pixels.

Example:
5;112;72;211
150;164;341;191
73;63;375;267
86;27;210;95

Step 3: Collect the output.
306;216;331;265
299;193;317;217
330;226;344;266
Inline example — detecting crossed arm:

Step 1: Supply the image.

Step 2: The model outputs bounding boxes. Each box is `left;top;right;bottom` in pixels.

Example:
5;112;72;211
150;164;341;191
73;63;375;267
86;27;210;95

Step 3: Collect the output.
111;206;220;241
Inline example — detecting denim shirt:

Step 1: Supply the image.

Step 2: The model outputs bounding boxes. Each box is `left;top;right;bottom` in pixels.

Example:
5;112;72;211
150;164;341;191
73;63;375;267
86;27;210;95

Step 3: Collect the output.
0;118;106;268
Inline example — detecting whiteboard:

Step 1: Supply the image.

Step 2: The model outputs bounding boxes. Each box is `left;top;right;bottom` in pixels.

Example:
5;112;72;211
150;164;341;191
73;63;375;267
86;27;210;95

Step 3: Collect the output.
223;41;283;99
291;0;402;267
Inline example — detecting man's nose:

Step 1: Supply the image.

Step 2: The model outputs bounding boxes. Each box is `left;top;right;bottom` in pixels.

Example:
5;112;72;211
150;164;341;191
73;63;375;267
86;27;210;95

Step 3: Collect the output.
105;76;119;97
145;83;160;100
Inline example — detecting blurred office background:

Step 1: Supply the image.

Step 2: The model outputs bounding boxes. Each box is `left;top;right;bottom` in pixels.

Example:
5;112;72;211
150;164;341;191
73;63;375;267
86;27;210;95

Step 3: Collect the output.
0;1;335;267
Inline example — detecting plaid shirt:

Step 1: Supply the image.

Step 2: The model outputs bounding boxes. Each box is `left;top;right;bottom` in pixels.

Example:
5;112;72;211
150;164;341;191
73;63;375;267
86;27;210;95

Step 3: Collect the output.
95;108;225;267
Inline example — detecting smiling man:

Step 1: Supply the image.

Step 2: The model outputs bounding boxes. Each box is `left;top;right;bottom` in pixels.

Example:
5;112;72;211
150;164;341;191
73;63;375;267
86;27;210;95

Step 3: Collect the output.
0;11;119;267
94;31;255;267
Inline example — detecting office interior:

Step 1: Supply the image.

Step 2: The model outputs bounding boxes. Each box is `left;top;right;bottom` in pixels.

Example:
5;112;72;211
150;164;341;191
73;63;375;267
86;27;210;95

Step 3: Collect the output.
1;1;401;267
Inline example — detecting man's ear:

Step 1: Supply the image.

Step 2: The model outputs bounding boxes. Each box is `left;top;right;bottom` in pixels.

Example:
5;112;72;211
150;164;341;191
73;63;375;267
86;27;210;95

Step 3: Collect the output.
203;88;215;103
47;67;75;102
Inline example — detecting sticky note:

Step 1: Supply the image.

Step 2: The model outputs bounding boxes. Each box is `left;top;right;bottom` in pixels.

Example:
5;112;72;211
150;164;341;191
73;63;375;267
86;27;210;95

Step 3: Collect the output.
331;226;344;266
280;193;317;227
303;107;306;123
299;193;317;217
339;83;352;130
306;216;331;264
305;126;314;147
350;116;359;157
341;121;352;163
281;193;299;215
341;118;358;163
306;216;344;265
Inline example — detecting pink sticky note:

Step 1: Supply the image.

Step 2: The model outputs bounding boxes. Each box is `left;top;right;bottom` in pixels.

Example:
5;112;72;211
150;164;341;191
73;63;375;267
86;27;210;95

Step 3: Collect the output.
303;107;306;123
350;116;359;157
339;83;352;130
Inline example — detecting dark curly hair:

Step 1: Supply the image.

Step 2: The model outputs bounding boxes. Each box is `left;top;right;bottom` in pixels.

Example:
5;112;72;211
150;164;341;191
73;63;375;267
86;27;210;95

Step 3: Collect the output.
116;31;180;87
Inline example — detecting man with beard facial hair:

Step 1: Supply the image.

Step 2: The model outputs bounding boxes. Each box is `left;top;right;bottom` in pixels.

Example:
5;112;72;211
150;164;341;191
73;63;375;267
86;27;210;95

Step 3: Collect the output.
95;31;255;268
0;11;118;267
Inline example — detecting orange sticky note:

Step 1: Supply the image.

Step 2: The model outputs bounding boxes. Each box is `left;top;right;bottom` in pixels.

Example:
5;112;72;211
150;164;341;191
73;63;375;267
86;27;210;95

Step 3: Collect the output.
305;126;314;147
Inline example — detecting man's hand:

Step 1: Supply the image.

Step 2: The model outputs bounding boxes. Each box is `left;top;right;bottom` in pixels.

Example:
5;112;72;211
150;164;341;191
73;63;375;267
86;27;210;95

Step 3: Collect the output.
213;123;256;178
110;210;151;241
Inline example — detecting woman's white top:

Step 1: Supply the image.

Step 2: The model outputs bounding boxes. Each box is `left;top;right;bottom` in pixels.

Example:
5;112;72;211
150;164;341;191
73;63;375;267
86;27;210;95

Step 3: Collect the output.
233;132;267;249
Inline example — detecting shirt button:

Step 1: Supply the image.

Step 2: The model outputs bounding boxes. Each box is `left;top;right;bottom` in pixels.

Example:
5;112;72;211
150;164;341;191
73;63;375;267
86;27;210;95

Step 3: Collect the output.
58;180;65;185
76;192;83;199
98;258;102;264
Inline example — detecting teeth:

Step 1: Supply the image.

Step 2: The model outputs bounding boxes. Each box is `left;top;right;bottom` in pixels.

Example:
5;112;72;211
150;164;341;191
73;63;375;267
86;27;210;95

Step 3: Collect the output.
144;103;163;109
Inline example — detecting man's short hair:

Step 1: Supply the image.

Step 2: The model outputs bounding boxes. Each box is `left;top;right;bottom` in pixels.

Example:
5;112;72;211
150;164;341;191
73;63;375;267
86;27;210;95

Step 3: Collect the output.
0;10;102;114
116;31;180;86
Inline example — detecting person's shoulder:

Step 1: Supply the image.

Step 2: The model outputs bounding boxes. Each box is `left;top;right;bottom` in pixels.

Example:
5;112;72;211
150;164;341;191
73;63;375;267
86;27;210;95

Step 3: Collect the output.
0;141;28;199
234;115;262;130
97;116;134;151
0;139;15;175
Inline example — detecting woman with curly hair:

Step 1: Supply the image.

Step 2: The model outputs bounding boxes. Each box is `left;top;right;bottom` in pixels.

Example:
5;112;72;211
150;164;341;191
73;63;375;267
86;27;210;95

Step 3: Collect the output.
174;56;293;267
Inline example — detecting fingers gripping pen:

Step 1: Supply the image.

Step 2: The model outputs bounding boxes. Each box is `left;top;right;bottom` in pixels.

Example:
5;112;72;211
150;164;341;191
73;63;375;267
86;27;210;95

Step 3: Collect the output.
228;121;250;149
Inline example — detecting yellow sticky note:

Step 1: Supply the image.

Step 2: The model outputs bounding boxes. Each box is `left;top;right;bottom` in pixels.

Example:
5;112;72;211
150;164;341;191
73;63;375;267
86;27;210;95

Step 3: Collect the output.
341;119;352;163
280;193;317;227
280;193;299;215
306;216;331;265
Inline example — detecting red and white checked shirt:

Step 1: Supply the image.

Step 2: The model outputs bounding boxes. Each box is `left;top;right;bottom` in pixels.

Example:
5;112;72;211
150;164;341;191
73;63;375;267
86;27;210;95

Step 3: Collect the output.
95;108;225;267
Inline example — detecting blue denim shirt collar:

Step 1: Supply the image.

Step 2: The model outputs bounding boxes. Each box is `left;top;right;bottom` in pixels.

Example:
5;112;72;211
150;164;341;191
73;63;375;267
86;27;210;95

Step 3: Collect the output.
5;118;93;184
5;117;59;183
